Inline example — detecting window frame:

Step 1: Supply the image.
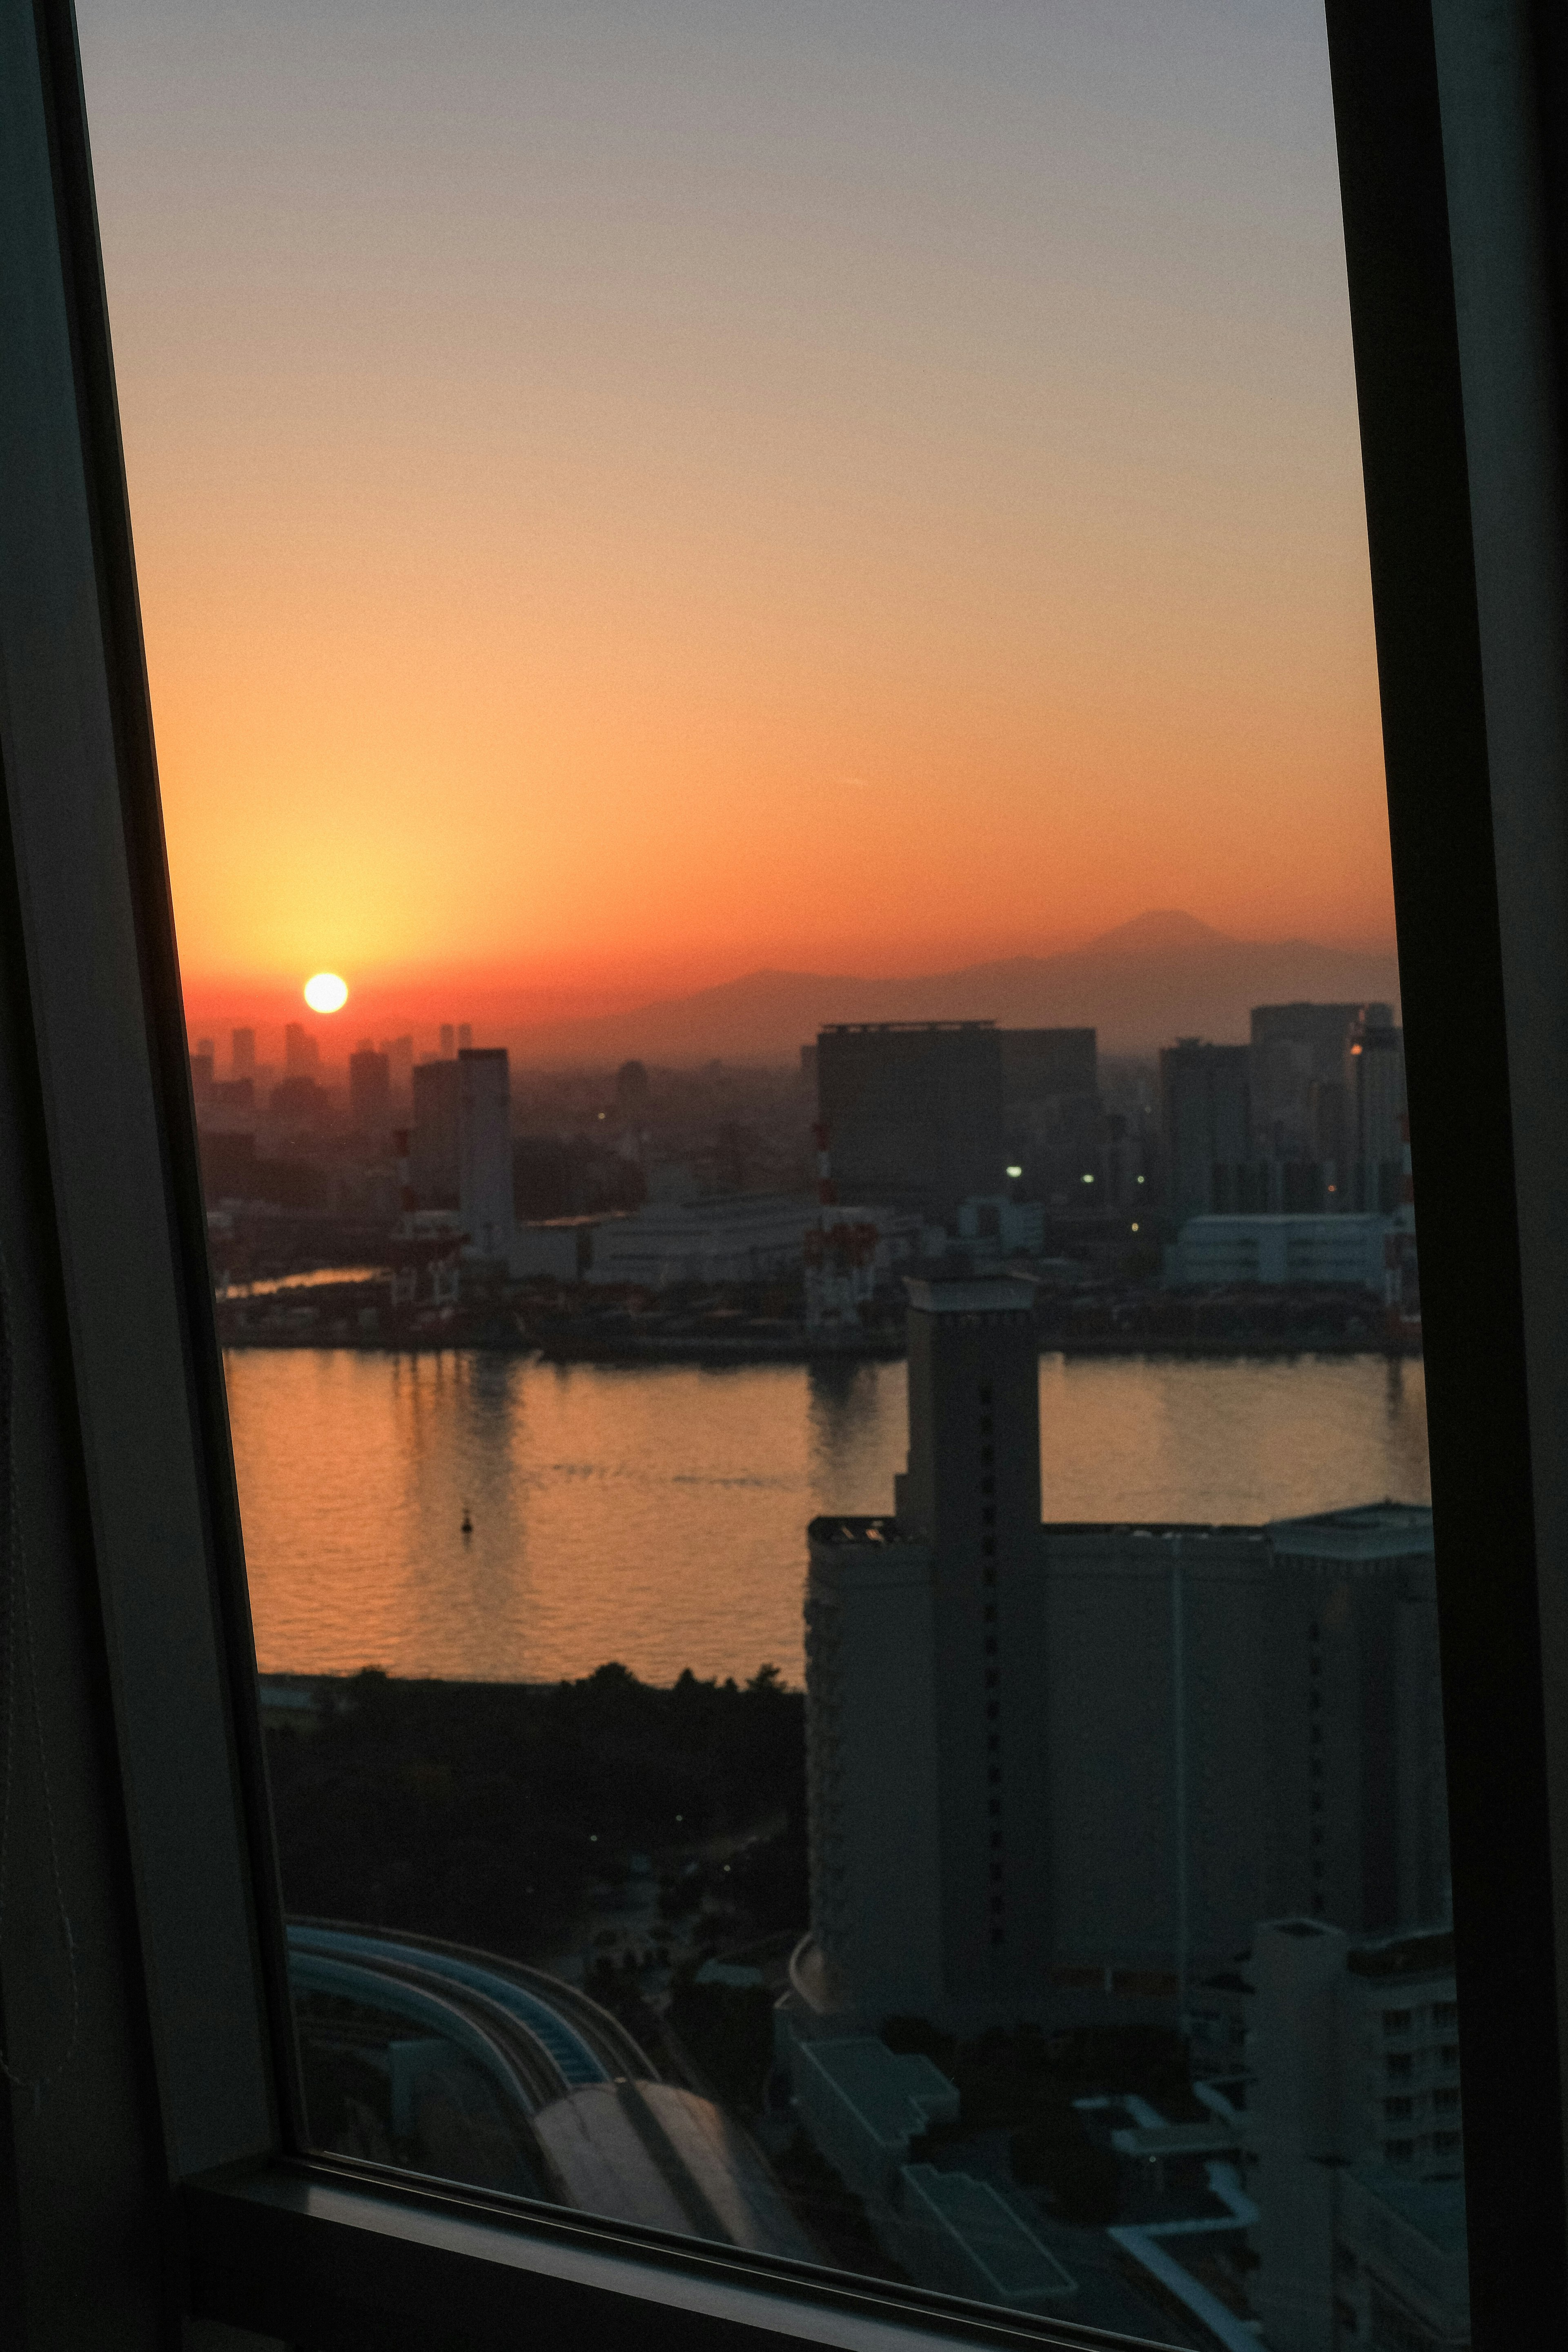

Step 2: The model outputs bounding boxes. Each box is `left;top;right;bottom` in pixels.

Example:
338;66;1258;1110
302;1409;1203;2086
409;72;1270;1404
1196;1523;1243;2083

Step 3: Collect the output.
1;0;1565;2345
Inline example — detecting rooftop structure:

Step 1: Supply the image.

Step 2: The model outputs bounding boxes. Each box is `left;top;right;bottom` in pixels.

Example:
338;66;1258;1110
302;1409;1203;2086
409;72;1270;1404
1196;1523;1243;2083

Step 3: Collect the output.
780;2030;1078;2313
788;2038;959;2201
1337;2162;1468;2349
896;2167;1077;2311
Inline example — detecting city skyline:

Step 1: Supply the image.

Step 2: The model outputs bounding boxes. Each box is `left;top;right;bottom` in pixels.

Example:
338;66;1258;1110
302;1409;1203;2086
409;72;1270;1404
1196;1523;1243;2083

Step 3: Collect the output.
180;905;1403;1069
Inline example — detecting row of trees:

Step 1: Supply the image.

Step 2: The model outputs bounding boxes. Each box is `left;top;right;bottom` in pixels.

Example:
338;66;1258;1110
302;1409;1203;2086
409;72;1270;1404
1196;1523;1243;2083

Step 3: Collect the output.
266;1660;806;1962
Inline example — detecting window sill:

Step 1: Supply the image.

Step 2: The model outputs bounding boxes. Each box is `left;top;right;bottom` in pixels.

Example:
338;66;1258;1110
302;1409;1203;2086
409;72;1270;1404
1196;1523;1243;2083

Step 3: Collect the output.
183;2160;1143;2352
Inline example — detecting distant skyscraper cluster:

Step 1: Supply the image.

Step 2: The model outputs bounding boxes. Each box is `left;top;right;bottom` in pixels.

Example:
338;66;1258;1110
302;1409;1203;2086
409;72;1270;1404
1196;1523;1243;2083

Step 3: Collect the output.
1161;1002;1405;1222
800;1009;1415;1355
188;1010;502;1235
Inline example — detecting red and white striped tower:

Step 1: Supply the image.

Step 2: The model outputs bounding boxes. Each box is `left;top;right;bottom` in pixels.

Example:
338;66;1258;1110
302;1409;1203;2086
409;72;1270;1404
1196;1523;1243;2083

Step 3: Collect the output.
804;1125;878;1328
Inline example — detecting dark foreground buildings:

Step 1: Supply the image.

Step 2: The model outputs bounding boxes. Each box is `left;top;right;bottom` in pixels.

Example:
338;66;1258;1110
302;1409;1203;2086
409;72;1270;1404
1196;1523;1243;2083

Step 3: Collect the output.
794;1274;1445;2030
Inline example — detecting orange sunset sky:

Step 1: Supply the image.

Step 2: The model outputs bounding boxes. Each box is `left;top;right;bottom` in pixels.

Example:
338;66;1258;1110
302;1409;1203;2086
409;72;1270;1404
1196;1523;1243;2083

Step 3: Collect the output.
78;0;1394;1038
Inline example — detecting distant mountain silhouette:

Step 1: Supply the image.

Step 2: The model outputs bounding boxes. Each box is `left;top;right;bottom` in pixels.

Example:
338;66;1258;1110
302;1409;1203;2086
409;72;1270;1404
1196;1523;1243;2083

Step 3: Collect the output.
509;914;1400;1065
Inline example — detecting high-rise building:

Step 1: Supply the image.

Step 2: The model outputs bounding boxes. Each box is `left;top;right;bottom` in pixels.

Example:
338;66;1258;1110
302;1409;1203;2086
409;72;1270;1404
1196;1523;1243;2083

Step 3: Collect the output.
457;1022;473;1052
349;1042;391;1137
1158;1039;1252;1223
799;1288;1446;2031
231;1026;256;1078
804;1274;1045;2017
1348;1021;1408;1212
190;1041;214;1096
410;1059;461;1207
284;1022;320;1077
458;1046;514;1262
815;1024;1005;1222
439;1024;456;1058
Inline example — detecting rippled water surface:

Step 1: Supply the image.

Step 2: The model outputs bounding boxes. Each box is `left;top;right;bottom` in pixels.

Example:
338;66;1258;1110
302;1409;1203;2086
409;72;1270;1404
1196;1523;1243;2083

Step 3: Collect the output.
226;1350;1431;1685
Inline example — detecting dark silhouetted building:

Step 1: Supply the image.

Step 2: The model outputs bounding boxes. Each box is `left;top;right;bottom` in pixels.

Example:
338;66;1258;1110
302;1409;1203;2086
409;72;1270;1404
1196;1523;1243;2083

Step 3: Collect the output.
410;1059;461;1208
458;1047;514;1261
998;1029;1099;1205
816;1023;1004;1222
270;1075;328;1129
1159;1039;1252;1223
231;1025;256;1078
349;1042;392;1137
1348;1021;1407;1212
616;1059;651;1112
284;1022;319;1077
199;1129;257;1201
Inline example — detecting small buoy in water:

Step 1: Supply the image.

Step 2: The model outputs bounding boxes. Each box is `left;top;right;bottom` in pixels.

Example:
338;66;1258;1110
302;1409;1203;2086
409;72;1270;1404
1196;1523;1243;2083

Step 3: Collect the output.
461;1508;473;1536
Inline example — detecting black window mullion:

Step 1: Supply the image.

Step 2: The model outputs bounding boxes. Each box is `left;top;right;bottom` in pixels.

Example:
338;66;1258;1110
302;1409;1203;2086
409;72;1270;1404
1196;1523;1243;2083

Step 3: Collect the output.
1325;1;1568;2339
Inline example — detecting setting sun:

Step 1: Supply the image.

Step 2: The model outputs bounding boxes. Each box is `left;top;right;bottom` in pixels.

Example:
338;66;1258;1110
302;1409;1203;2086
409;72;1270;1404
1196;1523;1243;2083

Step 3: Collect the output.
303;971;348;1015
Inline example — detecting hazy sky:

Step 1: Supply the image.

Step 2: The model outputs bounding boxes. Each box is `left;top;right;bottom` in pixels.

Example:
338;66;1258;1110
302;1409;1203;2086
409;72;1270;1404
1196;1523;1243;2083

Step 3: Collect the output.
78;0;1393;1024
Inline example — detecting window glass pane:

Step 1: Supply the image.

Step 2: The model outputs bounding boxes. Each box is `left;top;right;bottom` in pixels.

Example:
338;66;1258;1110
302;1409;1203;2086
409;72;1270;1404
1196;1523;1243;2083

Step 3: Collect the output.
81;2;1467;2342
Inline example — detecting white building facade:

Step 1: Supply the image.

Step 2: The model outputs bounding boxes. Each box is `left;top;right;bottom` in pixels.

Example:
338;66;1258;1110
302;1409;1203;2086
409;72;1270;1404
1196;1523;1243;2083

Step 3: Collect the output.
586;1192;814;1287
1165;1212;1391;1291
